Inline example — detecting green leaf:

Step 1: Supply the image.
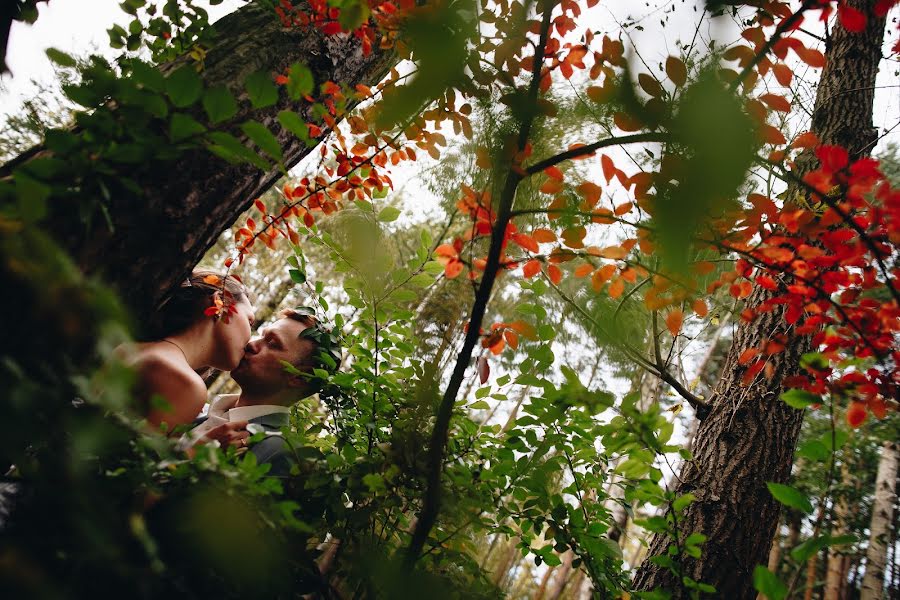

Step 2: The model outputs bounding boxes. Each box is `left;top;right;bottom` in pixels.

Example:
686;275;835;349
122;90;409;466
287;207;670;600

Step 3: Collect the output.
45;48;77;67
469;400;490;410
672;493;696;513
338;0;370;31
14;172;50;222
130;60;165;92
289;269;306;284
753;566;786;600
766;482;813;514
286;62;314;100
277;110;310;143
202;85;238;124
166;66;203;108
790;535;829;563
800;352;829;371
377;206;401;222
169;113;207;141
245;70;278;108
206;131;270;170
241;121;283;161
780;389;820;409
797;440;830;462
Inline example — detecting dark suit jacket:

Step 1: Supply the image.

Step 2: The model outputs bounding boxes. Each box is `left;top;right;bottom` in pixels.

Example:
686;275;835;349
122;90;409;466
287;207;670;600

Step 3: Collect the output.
193;411;294;479
245;412;294;479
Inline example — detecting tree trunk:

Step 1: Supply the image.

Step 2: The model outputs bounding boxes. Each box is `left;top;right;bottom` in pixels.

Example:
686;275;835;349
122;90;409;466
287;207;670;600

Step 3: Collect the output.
545;550;574;600
5;1;395;319
860;441;899;600
632;3;886;598
825;465;854;600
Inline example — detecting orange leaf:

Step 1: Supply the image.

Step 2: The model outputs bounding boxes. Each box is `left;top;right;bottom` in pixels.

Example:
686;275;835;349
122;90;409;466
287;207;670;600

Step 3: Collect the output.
601;154;615;183
738;347;760;365
540;178;563;194
574;263;594;278
503;330;519;350
532;228;557;243
665;309;683;336
522;259;541;278
544;165;564;180
434;243;458;258
597;245;628;260
608;277;625;298
759;93;791;112
665;56;687;87
445;260;464;279
511;233;539;253
796;47;825;69
577;181;603;207
692;299;708;317
791;131;819;149
773;63;792;86
547;264;563;285
508;320;537;339
638;73;664;97
613;111;642;132
761;124;787;145
614;202;633;216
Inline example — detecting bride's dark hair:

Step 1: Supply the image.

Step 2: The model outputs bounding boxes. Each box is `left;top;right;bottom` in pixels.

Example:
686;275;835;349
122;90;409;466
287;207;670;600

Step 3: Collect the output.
144;269;248;340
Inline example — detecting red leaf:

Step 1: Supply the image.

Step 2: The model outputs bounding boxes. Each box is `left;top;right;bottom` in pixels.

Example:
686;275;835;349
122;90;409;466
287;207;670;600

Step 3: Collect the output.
608;277;625;298
741;359;766;385
838;4;866;32
846;401;867;428
547;264;563;285
477;356;490;384
816;145;849;173
522;259;541;278
738;347;760;365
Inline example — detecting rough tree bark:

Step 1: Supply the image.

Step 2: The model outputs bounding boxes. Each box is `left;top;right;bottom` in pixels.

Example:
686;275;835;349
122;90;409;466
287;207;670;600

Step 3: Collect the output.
632;2;887;597
3;1;395;319
860;441;899;600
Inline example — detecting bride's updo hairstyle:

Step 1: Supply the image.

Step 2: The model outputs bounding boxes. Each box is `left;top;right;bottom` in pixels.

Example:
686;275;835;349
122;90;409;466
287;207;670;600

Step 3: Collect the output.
144;269;249;340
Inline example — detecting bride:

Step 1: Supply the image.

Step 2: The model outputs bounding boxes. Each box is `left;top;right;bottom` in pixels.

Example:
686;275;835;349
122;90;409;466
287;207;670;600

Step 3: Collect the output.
124;270;255;431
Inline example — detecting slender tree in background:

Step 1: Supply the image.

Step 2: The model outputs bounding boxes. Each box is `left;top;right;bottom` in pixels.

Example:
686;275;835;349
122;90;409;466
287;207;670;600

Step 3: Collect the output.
861;441;899;600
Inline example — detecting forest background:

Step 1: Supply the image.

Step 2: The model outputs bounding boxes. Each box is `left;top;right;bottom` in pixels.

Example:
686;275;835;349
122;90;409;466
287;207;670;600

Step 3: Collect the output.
0;0;898;599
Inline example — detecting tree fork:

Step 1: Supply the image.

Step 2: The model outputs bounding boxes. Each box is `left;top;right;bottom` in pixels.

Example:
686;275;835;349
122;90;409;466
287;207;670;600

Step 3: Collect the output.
632;2;887;597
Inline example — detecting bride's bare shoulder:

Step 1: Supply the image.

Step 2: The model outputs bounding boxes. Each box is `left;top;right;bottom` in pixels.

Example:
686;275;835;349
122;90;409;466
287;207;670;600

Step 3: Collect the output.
126;343;207;428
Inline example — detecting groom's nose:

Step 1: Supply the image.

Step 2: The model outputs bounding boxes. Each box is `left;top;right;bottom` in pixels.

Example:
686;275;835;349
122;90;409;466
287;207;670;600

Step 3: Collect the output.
244;337;262;355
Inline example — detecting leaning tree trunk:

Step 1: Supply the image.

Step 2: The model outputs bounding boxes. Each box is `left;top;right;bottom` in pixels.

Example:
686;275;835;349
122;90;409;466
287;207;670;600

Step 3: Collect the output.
825;464;854;600
632;2;887;597
3;1;395;319
860;441;899;600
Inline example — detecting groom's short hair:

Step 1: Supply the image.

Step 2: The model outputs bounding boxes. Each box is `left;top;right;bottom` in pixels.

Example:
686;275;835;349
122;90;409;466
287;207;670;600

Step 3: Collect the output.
280;309;319;367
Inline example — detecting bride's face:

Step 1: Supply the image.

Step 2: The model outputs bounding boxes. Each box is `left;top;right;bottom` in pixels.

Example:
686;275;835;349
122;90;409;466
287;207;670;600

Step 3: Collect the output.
212;295;255;370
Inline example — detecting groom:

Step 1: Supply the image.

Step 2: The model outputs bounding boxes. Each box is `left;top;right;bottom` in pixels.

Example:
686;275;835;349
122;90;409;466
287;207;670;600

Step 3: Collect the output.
197;308;337;477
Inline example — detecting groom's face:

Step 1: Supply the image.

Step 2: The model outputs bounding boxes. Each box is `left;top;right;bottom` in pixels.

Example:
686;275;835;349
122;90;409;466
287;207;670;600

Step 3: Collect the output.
231;317;316;394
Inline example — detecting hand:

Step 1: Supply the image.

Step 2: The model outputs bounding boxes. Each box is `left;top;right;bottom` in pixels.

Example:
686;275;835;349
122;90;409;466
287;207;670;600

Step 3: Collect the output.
202;420;251;449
